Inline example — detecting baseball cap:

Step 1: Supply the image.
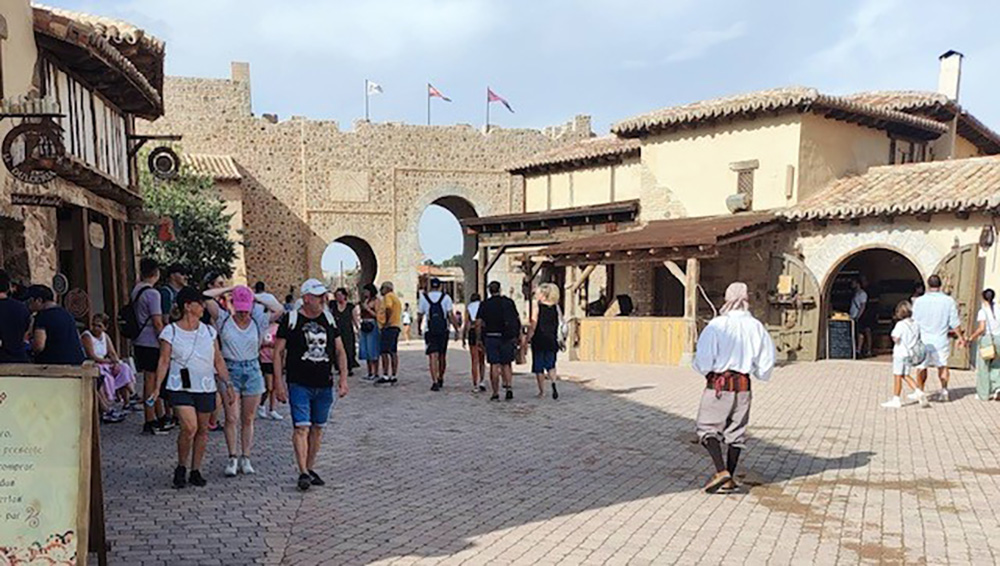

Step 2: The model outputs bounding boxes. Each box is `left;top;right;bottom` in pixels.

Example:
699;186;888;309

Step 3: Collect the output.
166;263;189;276
429;277;442;289
300;278;328;297
175;286;209;309
231;285;254;312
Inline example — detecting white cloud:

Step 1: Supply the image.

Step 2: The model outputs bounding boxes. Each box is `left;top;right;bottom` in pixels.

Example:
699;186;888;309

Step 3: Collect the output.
810;0;906;71
663;21;748;63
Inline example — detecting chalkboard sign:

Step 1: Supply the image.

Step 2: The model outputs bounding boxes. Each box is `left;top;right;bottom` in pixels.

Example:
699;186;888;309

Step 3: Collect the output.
828;319;856;360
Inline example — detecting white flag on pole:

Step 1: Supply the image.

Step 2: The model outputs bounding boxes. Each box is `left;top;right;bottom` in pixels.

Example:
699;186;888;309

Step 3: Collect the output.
367;81;383;96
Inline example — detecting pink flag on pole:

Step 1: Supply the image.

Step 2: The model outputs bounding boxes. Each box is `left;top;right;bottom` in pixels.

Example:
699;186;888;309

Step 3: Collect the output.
487;88;514;113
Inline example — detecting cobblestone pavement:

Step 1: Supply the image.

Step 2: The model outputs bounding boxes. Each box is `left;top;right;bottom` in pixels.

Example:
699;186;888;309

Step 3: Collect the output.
99;342;1000;565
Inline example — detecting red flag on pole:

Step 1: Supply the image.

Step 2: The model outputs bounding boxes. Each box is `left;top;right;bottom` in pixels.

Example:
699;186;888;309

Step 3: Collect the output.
428;83;452;102
487;88;514;113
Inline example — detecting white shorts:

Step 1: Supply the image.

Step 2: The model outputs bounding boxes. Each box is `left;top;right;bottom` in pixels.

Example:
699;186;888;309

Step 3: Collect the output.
892;357;912;376
917;343;949;369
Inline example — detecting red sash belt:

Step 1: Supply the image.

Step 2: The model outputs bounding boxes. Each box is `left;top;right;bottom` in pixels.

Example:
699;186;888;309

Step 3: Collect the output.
706;370;751;398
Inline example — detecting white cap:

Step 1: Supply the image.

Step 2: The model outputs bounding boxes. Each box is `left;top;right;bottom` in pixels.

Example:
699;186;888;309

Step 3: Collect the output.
300;278;328;297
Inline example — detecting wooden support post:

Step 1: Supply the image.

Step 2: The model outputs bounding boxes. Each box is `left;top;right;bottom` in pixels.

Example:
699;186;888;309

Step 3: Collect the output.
662;260;687;289
477;246;488;298
683;258;700;363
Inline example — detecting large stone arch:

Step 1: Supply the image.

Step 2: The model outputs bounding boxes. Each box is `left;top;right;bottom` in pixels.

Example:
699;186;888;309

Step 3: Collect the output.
800;226;943;290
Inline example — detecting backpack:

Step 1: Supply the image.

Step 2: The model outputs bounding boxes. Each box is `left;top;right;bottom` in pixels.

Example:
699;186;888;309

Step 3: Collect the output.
905;319;926;365
427;294;449;336
557;305;569;351
118;286;158;340
287;308;336;331
501;297;522;340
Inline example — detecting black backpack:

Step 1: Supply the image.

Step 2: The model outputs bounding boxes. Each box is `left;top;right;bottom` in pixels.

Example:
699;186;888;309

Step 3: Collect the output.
501;297;521;339
427;294;448;336
119;286;157;340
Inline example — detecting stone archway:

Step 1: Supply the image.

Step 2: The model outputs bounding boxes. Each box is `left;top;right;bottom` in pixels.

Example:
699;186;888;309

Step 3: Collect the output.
321;235;378;294
425;195;479;300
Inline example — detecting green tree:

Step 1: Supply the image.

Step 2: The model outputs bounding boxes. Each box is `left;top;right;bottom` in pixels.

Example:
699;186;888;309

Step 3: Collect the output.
441;254;464;268
139;159;237;286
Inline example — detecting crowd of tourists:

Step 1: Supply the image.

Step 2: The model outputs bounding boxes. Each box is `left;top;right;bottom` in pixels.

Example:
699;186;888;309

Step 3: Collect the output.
0;260;565;491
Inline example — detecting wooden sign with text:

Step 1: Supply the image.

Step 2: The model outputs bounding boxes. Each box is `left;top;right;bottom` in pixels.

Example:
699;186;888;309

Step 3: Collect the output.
0;364;101;565
10;193;63;208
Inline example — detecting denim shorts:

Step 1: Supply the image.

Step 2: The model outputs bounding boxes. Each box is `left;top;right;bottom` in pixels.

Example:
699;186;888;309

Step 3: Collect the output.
288;383;336;428
380;326;401;354
531;348;557;374
485;335;516;365
359;324;380;361
226;359;266;396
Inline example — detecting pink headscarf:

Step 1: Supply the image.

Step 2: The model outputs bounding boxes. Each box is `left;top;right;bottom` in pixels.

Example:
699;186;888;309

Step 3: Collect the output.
720;282;749;314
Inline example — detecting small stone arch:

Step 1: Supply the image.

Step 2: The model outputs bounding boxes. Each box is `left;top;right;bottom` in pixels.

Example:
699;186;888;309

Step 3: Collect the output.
803;228;942;289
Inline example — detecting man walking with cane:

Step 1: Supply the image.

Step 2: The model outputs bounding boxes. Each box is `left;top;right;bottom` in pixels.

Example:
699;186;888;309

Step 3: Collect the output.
693;282;775;494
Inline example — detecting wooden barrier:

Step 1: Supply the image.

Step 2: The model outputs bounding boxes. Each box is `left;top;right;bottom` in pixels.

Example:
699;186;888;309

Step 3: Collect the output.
0;363;107;566
576;317;689;365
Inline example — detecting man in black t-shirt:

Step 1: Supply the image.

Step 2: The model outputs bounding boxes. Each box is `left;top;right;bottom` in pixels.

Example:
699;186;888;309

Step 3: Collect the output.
274;278;349;492
476;281;521;401
0;270;31;363
24;285;85;366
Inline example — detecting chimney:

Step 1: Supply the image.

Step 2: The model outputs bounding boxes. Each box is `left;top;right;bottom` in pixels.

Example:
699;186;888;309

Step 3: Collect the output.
937;50;963;102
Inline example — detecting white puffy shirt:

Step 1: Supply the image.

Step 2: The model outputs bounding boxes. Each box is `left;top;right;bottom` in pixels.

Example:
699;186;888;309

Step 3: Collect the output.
692;311;776;382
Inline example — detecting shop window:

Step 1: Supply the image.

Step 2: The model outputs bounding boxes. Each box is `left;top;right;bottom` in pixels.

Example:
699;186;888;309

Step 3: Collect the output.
653;266;684;317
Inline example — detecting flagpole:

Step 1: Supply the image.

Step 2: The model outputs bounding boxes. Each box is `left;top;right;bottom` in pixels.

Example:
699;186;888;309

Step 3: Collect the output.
485;87;490;133
365;79;370;122
427;84;431;126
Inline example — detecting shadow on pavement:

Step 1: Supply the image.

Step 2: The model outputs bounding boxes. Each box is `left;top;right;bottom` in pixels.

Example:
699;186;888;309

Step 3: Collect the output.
99;347;874;565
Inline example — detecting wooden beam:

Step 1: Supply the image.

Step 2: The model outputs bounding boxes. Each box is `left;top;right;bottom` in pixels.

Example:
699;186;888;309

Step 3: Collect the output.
684;258;700;359
663;260;687;289
569;265;597;294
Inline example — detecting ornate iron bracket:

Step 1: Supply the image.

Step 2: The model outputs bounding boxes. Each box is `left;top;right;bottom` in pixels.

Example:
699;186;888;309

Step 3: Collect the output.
127;134;182;157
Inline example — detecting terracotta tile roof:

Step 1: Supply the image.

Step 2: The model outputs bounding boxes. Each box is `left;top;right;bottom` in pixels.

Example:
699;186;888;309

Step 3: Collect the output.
31;4;163;118
844;90;1000;154
781;156;1000;221
183;154;242;182
31;3;165;55
612;86;948;139
541;211;777;260
509;136;640;174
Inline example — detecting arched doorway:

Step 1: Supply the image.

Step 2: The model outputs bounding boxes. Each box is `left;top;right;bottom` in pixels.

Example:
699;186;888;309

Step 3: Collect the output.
825;247;923;358
321;236;378;295
416;196;478;302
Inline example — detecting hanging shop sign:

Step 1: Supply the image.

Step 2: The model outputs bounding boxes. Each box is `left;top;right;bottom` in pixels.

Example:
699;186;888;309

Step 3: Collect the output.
88;222;106;250
1;121;64;185
147;146;179;180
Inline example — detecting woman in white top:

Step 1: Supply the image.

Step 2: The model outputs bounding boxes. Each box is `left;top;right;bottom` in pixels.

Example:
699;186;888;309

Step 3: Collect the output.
967;289;1000;400
150;287;235;489
82;313;136;423
881;301;929;409
206;285;284;477
462;293;486;392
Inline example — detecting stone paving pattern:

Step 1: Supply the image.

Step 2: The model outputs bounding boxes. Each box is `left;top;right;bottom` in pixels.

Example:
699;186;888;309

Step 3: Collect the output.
99;344;1000;565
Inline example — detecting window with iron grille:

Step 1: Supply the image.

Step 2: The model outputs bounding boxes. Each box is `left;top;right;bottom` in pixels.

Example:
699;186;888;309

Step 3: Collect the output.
737;169;754;197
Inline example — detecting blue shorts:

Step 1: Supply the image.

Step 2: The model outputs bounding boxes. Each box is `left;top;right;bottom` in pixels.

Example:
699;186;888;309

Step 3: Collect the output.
288;383;335;428
380;326;401;354
485;335;516;365
532;348;557;374
226;359;266;396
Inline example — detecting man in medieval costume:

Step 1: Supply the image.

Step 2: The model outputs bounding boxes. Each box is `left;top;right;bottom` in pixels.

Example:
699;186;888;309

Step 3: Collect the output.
693;282;776;494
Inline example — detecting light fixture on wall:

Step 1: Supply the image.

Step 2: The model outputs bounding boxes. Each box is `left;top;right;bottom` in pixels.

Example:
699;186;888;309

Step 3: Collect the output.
980;224;996;251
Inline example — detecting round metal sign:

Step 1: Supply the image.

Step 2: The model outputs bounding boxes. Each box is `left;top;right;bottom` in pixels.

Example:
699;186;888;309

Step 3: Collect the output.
88;222;106;249
51;273;69;295
1;120;64;185
64;288;90;319
148;146;179;180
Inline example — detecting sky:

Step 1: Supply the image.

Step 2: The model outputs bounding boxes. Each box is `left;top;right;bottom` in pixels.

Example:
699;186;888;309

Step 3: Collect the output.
56;0;1000;268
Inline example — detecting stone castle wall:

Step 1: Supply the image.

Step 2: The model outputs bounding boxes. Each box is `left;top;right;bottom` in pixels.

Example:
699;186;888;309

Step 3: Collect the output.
140;62;592;304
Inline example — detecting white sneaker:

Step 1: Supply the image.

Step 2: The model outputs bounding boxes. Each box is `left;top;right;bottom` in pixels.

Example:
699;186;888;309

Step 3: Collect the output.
881;397;902;409
940;388;950;402
269;410;283;421
224;457;239;477
256;406;268;419
906;389;924;402
239;457;255;475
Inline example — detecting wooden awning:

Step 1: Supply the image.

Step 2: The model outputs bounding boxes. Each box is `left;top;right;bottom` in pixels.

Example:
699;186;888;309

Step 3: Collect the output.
541;211;778;265
463;200;640;235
